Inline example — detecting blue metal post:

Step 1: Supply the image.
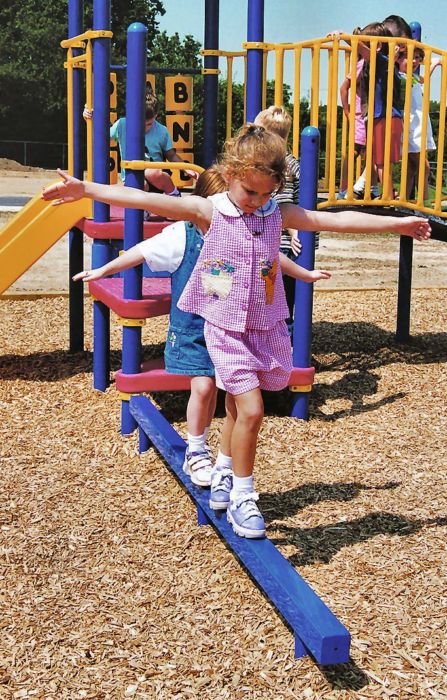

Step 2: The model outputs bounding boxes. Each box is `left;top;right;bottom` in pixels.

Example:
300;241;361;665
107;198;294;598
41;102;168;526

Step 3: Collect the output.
92;0;111;222
291;127;320;419
203;0;219;167
121;22;147;435
91;0;112;389
246;0;264;122
396;22;420;343
68;0;84;352
92;242;111;390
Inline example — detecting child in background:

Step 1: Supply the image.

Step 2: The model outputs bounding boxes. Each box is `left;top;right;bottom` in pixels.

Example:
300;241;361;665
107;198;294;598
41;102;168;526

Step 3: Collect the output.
342;15;412;199
85;92;197;194
43;125;430;539
397;46;441;203
73;166;226;487
338;31;379;200
254;105;309;334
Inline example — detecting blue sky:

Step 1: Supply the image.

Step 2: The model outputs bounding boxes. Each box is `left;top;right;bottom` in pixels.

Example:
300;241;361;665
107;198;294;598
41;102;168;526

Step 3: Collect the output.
157;0;446;98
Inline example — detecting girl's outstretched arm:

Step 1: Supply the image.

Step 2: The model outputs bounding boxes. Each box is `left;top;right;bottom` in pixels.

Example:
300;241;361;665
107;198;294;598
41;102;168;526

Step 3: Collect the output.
73;246;145;283
280;203;431;241
278;252;331;283
42;169;213;228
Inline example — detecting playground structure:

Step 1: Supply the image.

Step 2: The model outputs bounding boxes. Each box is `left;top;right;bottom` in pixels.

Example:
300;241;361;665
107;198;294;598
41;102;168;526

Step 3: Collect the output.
1;0;446;664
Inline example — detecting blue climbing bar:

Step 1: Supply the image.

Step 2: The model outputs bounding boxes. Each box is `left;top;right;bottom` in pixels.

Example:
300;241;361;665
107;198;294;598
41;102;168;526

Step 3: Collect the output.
246;0;264;122
68;0;85;352
121;22;147;434
291;127;320;419
203;0;219;167
92;0;112;388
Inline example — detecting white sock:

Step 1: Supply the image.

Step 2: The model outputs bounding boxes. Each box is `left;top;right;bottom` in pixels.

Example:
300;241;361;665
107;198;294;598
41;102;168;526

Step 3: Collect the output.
215;451;232;470
168;186;180;196
231;474;254;499
187;432;206;452
354;175;366;192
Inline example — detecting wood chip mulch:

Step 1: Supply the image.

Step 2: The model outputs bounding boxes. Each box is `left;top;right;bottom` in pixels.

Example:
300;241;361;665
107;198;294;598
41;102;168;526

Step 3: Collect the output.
0;290;446;699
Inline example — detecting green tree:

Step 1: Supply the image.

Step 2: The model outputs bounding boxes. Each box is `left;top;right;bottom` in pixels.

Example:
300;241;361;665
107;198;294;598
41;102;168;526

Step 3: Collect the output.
0;0;165;144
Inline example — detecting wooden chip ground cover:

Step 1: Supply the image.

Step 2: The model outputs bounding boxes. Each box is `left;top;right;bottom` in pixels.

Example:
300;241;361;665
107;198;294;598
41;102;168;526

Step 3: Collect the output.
0;291;446;699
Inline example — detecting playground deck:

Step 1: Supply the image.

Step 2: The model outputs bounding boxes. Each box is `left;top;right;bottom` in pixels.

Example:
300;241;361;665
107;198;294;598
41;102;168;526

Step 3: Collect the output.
1;290;446;696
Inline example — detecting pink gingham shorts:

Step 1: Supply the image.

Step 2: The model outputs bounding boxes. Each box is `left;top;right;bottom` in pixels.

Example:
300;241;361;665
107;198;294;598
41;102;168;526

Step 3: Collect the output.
204;320;292;395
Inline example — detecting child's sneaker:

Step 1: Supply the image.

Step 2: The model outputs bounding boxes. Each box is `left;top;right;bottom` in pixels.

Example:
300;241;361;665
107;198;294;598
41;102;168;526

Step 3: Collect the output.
227;491;266;538
209;468;232;510
182;449;213;487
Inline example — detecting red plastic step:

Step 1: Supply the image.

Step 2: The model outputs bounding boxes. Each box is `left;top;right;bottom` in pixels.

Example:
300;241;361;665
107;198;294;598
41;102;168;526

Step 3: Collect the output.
79;208;170;239
89;277;171;318
116;357;191;392
115;359;315;394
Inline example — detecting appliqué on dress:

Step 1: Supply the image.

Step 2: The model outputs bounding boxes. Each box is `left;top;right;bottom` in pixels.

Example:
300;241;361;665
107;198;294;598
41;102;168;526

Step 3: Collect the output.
260;258;277;305
200;259;235;300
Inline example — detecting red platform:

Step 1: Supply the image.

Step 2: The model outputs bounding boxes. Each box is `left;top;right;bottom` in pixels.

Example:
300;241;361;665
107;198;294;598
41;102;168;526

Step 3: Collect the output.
115;358;315;394
79;206;171;239
89;277;171;319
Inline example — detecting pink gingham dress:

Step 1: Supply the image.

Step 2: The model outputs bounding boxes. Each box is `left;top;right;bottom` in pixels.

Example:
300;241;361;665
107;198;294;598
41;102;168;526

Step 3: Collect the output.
178;193;293;394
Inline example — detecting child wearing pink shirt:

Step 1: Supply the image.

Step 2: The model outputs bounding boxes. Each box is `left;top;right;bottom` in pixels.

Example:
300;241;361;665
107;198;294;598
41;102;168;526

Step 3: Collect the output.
42;125;431;539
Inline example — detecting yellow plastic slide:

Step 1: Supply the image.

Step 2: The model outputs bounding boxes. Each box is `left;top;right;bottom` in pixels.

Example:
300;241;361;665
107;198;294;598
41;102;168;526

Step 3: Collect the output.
0;185;92;294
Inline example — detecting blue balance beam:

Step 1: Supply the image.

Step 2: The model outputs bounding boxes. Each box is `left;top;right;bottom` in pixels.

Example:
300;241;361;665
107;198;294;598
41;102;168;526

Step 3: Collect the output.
130;394;351;664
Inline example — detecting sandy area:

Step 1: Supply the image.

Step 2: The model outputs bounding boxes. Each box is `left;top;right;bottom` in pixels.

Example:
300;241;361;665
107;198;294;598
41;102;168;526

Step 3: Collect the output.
1;160;446;696
1;163;447;293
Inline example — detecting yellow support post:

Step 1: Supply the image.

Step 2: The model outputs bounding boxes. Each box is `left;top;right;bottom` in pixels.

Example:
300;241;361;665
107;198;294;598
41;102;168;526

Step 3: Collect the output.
364;39;378;203
262;50;267;110
434;55;447;212
85;39;93;182
382;40;396;202
310;43;321;127
274;47;285;106
292;47;302;158
226;56;234;140
66;47;74;176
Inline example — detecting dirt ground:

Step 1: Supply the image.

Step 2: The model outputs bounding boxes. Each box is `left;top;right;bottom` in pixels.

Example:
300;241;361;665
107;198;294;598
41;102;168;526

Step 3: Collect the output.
1;290;446;698
1;163;447;293
1;164;447;696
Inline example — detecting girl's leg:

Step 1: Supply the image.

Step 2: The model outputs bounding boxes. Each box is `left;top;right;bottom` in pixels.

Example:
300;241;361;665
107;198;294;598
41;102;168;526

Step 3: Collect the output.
224;388;266;538
183;376;215;487
407;153;419;200
423;156;431;202
219;392;237;458
144;168;178;195
209;392;235;510
230;389;264;478
187;376;216;437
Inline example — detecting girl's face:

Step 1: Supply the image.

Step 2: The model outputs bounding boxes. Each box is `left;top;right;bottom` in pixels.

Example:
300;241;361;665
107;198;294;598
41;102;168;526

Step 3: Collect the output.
227;169;278;214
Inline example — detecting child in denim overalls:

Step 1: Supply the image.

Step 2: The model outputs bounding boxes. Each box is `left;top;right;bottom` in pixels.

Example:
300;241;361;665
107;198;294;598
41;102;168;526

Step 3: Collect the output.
43;126;431;539
71;167;226;487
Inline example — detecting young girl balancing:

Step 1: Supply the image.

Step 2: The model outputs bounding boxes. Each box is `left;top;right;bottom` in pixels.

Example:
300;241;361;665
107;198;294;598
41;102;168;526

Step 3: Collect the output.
72;166;226;488
42;124;431;539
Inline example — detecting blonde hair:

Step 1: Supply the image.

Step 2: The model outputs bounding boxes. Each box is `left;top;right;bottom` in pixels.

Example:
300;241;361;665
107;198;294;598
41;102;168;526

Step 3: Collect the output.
254;105;292;141
194;164;227;198
220;124;286;189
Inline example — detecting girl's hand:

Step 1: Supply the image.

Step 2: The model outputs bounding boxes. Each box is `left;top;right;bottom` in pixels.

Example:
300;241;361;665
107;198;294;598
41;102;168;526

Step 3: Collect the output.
309;269;331;282
399;217;431;241
73;269;104;283
291;232;302;257
185;168;199;180
83;105;93;120
42;169;85;205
